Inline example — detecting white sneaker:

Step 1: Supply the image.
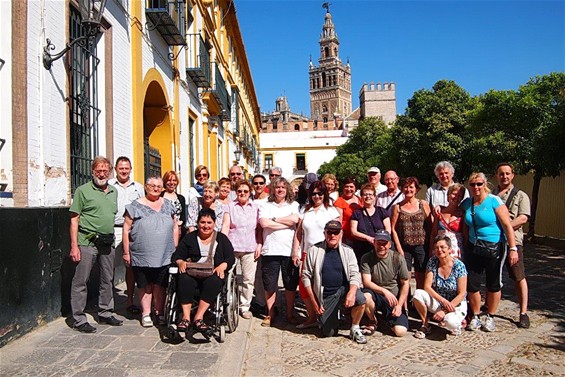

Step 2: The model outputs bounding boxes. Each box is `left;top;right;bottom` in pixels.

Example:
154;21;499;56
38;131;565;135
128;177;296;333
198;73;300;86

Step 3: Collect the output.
482;315;496;332
141;314;153;328
350;327;367;344
451;326;462;336
467;316;482;331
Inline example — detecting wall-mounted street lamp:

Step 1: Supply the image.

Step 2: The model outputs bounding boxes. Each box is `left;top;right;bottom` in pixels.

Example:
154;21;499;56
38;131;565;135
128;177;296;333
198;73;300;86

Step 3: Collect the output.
43;0;107;70
234;148;242;162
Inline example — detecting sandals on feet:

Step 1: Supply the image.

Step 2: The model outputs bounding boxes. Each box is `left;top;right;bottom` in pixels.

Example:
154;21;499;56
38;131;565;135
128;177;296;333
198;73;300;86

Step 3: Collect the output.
362;321;377;336
414;324;431;339
261;316;271;327
193;319;208;332
177;319;191;331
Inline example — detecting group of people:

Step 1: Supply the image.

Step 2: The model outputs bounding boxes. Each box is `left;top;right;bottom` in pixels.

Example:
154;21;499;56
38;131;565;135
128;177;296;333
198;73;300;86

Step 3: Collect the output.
69;158;531;345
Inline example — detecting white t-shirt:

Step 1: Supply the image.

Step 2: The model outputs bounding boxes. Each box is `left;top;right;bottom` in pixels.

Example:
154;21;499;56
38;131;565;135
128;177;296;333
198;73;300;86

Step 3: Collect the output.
299;205;340;253
259;201;300;257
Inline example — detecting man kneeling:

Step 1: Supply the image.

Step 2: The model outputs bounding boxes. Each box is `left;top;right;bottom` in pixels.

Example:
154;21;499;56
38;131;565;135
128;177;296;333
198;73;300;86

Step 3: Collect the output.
362;230;409;337
301;220;367;344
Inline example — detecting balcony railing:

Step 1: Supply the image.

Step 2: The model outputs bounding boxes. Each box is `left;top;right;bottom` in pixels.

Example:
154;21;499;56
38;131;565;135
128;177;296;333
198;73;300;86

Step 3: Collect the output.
145;0;186;46
186;34;210;87
211;63;230;120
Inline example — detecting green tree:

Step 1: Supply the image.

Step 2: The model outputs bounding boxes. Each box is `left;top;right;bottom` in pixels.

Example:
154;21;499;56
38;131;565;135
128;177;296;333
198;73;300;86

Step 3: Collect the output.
517;73;565;238
470;72;565;239
390;80;473;185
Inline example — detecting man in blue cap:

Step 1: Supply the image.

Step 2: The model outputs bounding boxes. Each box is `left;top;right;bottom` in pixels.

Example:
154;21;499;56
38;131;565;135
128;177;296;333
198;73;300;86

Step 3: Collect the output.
361;229;410;337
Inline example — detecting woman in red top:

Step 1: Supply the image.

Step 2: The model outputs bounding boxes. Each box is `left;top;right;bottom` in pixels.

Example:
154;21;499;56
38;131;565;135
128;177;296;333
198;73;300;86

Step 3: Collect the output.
333;177;362;247
429;183;466;258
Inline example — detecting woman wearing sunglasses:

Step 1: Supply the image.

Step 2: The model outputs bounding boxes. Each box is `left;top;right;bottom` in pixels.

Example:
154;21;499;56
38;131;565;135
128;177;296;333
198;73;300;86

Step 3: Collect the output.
292;181;340;329
461;172;516;333
189;165;210;198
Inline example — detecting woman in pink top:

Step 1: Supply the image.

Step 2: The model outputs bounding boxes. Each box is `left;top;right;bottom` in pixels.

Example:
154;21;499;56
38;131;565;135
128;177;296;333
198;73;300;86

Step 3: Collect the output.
227;180;262;320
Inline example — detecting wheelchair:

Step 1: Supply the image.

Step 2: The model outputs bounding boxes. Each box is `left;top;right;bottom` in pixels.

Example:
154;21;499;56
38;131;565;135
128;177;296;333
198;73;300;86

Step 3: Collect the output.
163;264;239;343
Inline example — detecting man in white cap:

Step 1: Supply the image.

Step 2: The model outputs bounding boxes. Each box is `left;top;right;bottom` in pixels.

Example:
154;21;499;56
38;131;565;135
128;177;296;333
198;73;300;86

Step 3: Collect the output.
358;167;386;196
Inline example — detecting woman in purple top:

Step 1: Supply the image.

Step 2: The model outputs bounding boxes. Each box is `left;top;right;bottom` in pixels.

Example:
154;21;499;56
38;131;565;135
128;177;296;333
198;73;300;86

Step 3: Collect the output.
227;180;262;320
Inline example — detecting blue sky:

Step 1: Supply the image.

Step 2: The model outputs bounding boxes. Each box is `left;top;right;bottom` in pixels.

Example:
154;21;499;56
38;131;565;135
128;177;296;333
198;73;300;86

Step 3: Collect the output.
235;0;564;116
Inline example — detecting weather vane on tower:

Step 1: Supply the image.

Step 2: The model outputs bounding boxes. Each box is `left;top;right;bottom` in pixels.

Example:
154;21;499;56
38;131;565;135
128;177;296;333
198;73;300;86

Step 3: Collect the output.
322;2;331;13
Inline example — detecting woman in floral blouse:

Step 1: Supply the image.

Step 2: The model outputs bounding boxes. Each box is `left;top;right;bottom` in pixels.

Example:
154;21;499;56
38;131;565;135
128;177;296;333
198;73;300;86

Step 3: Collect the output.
412;235;468;338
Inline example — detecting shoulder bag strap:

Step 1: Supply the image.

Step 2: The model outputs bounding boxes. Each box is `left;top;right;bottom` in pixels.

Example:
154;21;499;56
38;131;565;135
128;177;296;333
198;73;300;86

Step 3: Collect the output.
206;231;218;263
470;202;480;241
385;191;403;211
363;207;378;233
505;187;519;208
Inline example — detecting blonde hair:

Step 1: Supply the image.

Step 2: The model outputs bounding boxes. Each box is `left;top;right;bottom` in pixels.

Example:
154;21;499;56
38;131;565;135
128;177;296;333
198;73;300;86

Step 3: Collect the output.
322;173;339;191
203;180;219;193
467;172;491;193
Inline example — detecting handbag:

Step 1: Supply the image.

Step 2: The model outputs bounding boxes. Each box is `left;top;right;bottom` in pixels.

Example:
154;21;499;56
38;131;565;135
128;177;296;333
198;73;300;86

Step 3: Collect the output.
93;233;115;248
186;231;217;278
470;203;500;259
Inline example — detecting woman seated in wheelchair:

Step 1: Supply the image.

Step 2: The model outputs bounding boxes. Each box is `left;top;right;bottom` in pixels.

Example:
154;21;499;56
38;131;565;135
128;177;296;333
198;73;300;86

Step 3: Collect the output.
172;208;235;332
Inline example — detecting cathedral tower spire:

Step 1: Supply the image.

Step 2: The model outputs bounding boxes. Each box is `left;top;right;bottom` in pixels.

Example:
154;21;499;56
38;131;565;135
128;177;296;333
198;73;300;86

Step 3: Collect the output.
309;5;352;120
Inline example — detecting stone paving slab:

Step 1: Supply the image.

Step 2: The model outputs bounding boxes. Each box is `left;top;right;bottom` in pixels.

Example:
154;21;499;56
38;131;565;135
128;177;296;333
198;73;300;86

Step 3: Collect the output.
1;239;564;376
0;284;252;377
240;240;565;376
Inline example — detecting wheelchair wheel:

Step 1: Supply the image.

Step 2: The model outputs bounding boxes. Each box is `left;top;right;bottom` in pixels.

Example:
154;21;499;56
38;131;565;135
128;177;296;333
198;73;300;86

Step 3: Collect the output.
226;268;239;333
164;267;179;339
218;325;226;343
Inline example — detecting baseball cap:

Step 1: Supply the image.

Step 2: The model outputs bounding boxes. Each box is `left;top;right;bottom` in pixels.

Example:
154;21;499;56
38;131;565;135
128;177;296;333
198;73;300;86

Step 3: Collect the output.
304;172;318;189
324;220;342;232
368;167;380;174
374;229;391;242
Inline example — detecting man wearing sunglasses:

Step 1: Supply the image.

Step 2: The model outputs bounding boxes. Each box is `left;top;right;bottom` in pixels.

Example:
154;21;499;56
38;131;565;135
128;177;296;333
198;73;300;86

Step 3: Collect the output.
301;220;367;344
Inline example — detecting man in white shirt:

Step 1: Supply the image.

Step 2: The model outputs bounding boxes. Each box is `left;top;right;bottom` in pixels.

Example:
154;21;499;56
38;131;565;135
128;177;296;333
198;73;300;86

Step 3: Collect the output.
108;156;144;314
377;170;404;217
426;161;468;209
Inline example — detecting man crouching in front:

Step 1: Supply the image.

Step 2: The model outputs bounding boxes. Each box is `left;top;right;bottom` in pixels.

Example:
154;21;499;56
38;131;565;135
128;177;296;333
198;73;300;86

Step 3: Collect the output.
361;229;409;337
301;220;367;344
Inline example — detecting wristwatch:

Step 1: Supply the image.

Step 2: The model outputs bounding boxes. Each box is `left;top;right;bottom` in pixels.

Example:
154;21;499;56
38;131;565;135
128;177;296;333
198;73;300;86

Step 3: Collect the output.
271;217;276;222
509;246;518;251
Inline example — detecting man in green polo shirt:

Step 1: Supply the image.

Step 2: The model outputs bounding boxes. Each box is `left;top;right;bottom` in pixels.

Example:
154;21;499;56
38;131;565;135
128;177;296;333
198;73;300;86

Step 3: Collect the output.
69;156;122;333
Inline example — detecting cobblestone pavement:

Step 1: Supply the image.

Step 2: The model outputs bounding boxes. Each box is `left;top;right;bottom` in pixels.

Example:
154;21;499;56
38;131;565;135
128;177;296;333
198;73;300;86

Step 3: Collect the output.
1;239;563;376
241;239;565;377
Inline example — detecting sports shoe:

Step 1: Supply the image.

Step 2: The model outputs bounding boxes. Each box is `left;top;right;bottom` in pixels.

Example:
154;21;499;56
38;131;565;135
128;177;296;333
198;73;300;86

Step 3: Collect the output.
518;313;530;329
451;326;462;336
482;315;496;332
240;310;252;320
350;327;367;344
141;314;153;328
467;316;482;331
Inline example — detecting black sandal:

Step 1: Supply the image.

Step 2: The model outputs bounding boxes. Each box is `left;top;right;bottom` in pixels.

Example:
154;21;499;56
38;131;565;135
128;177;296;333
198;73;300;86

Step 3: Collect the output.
177;319;191;331
193;319;208;332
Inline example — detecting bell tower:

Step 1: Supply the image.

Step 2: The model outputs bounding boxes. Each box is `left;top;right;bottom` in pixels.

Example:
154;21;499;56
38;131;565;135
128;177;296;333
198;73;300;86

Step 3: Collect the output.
309;4;352;121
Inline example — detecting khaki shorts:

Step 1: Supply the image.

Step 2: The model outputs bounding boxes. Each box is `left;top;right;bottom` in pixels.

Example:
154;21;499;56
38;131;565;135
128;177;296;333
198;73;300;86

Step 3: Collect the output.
505;245;526;282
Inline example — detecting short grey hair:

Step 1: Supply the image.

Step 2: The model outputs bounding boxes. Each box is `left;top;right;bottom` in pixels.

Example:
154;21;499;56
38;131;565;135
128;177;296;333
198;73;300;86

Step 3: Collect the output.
269;166;282;175
434;161;455;177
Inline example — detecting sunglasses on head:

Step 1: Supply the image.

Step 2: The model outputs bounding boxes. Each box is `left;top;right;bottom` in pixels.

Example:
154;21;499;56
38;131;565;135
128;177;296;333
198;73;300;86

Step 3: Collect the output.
470;182;484;187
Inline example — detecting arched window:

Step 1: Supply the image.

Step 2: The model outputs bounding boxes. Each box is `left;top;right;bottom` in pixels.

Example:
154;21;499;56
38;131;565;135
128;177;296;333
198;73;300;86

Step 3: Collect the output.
294;124;300;131
324;46;329;58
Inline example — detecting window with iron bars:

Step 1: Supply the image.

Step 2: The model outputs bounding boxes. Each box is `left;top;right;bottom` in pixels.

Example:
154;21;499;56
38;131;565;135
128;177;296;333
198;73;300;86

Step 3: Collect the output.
69;6;101;193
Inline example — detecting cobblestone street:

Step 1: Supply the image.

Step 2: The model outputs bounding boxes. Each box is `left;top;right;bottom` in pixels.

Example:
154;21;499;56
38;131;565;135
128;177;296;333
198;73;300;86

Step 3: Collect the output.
1;239;563;376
